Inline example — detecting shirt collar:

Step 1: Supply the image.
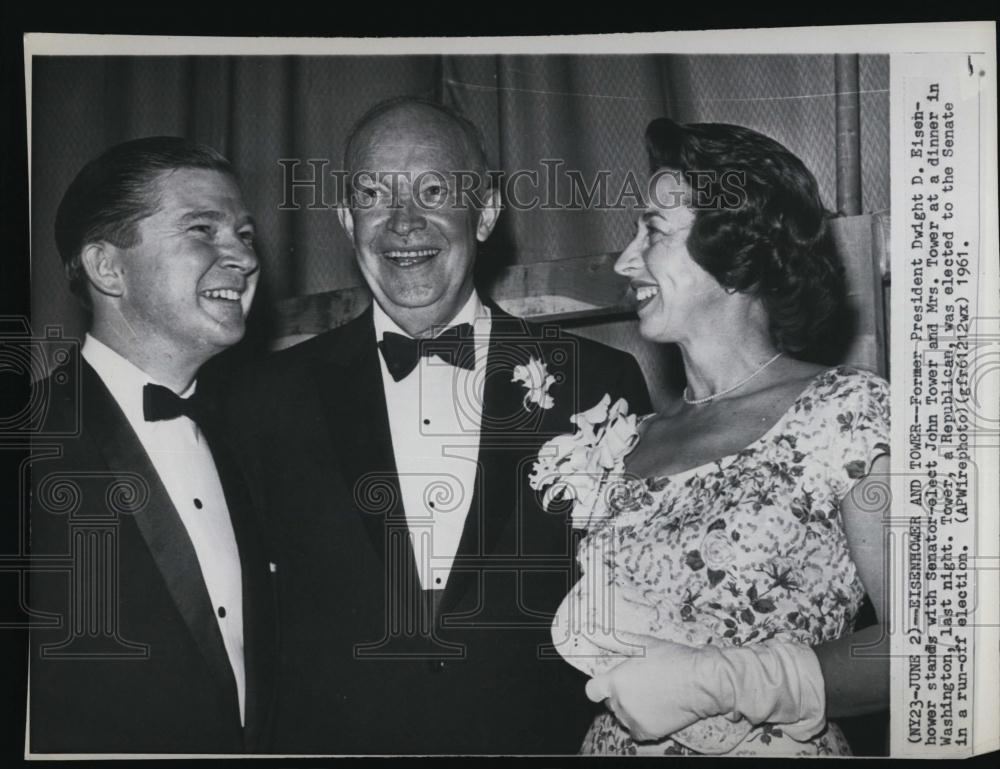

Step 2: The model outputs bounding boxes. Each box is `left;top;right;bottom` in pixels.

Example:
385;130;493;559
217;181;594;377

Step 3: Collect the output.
372;290;489;340
82;334;197;427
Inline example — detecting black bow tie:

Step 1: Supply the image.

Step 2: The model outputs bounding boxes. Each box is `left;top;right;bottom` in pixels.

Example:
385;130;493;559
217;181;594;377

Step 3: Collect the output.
378;323;476;382
143;383;205;425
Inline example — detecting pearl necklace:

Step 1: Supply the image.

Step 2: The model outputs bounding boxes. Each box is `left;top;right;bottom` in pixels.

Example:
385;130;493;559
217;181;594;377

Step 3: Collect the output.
683;352;783;405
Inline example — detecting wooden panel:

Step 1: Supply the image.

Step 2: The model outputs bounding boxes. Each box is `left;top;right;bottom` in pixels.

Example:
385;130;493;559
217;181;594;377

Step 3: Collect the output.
829;213;889;376
490;253;632;321
272;286;370;339
872;211;892;375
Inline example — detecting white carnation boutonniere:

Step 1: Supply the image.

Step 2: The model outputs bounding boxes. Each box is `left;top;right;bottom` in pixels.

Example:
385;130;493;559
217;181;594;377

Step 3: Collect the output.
512;356;555;412
528;394;639;529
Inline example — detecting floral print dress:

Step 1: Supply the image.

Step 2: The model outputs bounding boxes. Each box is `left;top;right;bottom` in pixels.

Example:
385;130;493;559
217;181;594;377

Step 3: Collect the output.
547;366;890;756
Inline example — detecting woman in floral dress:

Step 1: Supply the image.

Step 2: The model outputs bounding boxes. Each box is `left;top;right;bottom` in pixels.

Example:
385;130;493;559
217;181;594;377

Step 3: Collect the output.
536;119;890;756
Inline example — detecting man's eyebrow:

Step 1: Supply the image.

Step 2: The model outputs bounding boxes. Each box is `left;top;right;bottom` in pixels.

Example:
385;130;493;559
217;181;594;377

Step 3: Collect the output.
178;209;225;224
177;210;256;229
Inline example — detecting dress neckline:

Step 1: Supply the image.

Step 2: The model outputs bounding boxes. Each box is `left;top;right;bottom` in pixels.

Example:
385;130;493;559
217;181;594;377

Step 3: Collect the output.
632;366;847;486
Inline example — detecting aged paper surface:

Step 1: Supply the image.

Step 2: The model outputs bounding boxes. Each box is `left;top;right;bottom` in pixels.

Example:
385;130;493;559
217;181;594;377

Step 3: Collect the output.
18;22;998;759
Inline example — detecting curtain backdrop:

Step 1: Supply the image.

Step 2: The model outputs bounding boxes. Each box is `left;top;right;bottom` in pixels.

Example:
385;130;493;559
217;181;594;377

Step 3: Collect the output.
31;54;889;402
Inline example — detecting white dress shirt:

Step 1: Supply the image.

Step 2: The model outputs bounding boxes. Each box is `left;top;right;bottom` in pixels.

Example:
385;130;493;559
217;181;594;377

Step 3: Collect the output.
82;335;246;725
373;293;491;591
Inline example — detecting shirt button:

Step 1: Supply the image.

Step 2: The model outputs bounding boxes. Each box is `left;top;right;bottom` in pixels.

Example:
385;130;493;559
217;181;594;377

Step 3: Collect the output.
423;418;431;425
217;606;226;618
435;577;442;586
429;501;435;509
193;498;203;509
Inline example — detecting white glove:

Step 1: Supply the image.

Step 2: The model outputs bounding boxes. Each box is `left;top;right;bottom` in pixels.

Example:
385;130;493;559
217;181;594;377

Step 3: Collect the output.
585;638;826;744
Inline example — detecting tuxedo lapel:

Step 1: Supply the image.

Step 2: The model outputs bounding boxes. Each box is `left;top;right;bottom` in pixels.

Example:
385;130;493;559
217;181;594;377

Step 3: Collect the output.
440;309;544;615
80;363;240;707
310;308;407;565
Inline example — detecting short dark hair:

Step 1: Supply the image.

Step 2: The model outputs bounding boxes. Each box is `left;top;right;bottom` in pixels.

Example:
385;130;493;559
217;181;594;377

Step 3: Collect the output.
342;96;491;201
55;136;235;308
645;118;847;354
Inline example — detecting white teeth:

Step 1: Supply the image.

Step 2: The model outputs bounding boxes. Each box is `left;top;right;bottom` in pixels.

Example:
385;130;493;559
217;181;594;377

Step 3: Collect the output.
635;286;659;302
384;249;438;259
202;288;241;301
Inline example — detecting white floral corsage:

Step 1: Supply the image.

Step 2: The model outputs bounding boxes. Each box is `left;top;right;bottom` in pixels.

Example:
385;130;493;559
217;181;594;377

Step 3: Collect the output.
528;394;639;529
512;356;555;412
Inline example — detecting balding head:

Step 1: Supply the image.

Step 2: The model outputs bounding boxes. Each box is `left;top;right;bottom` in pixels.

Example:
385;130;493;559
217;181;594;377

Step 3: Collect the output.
344;97;490;200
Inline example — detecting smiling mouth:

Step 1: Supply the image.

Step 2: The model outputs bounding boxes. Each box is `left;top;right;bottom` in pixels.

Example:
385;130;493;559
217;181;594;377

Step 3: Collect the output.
633;284;660;309
382;248;441;267
200;288;244;302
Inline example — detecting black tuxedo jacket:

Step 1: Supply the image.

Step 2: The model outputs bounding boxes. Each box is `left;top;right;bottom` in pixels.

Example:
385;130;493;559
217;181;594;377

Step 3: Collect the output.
28;357;277;754
227;305;651;754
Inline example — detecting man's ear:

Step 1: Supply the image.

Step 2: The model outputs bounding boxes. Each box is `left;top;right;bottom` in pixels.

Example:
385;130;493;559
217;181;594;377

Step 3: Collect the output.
475;187;501;243
336;205;356;241
79;242;125;297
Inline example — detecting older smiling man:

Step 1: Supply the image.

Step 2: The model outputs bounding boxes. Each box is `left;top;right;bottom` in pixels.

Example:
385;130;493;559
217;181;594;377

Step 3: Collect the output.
227;98;652;754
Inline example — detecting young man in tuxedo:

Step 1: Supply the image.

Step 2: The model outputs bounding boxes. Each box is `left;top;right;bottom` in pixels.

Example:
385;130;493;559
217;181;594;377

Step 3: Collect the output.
228;98;651;754
29;137;275;753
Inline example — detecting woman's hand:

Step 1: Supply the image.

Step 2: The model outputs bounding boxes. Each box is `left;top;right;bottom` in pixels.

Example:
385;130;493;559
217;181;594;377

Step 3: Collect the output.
585;640;731;742
585;638;827;743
